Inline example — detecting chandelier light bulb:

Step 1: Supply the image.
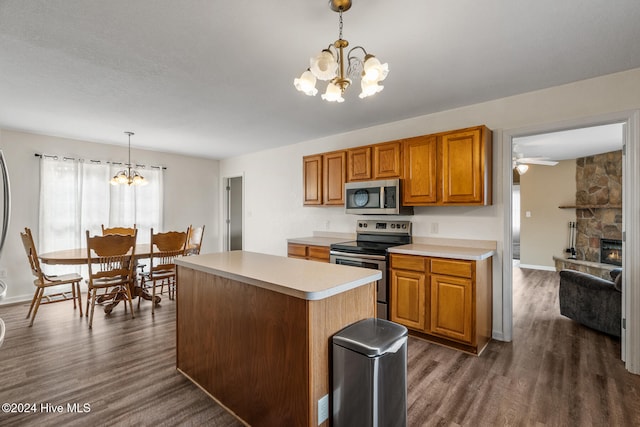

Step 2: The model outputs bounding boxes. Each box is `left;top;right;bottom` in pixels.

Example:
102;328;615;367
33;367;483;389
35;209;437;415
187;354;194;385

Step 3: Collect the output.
114;172;129;185
359;78;384;99
310;50;338;81
294;69;318;96
321;82;345;102
362;55;389;82
132;173;147;186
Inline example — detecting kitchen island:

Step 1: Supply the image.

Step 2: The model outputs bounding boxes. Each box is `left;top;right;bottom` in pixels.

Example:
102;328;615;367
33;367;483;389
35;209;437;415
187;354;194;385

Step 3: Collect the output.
175;251;381;427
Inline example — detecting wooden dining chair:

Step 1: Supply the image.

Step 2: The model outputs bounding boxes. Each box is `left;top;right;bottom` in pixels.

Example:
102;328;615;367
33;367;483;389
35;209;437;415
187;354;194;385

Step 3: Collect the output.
85;230;138;329
139;228;187;315
101;224;136;236
185;224;205;256
102;223;146;281
20;227;83;326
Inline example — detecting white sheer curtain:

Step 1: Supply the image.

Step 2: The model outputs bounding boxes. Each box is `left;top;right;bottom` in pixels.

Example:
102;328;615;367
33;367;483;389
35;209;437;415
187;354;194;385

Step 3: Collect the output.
39;157;163;276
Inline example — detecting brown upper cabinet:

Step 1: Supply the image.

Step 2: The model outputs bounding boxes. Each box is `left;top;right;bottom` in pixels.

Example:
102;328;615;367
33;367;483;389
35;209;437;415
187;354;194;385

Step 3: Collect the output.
403;125;492;206
347;146;372;181
303;151;346;206
305;125;491;207
374;141;403;179
347;140;403;182
303;154;323;205
402;135;438;205
323;151;346;205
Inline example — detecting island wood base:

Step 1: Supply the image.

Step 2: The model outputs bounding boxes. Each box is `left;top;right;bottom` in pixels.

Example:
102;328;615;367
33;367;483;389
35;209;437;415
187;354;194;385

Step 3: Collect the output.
176;266;376;427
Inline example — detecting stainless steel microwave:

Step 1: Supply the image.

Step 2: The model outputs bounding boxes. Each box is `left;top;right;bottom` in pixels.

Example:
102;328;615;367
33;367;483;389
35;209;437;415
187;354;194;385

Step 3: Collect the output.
344;179;414;215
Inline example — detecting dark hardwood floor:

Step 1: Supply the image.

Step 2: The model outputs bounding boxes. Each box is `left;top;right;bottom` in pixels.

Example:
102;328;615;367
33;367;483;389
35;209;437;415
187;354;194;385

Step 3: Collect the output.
1;266;640;426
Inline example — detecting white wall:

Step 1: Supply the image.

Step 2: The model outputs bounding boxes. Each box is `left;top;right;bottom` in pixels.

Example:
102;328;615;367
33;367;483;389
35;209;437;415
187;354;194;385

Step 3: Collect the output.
0;130;220;302
220;67;640;340
520;160;577;268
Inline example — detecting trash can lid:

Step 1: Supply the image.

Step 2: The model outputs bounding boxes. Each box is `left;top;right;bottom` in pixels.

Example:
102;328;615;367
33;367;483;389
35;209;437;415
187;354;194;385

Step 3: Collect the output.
333;318;408;357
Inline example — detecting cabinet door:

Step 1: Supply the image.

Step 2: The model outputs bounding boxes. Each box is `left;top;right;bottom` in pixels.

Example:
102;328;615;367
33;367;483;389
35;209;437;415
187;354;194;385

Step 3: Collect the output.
307;245;330;262
323;151;346;205
390;269;426;331
347;146;372;182
403;135;437;205
429;274;473;344
373;141;402;179
440;127;489;205
287;243;307;259
303;155;323;205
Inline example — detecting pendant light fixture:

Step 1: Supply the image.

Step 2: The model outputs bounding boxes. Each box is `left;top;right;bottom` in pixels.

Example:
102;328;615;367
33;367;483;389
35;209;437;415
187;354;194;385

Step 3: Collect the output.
294;0;389;102
110;131;147;186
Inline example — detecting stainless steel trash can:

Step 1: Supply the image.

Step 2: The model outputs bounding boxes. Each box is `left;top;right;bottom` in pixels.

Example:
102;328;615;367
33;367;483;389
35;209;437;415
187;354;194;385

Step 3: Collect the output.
332;318;408;427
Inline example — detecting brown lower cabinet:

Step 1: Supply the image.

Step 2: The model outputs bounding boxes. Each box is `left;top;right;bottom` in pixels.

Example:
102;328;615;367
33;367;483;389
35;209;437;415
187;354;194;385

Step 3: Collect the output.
287;243;330;262
390;253;492;355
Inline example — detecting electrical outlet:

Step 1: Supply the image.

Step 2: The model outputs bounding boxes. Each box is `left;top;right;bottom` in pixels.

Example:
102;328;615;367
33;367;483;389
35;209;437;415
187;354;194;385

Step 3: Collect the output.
430;222;439;234
325;220;331;230
0;269;6;278
318;394;329;424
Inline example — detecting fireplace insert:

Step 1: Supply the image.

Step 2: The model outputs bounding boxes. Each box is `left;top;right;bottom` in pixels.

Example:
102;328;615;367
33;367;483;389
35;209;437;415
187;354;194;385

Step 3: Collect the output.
600;238;622;266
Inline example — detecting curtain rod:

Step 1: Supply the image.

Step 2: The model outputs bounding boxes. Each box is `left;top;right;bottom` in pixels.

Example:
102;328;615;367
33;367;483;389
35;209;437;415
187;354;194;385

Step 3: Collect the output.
34;153;167;170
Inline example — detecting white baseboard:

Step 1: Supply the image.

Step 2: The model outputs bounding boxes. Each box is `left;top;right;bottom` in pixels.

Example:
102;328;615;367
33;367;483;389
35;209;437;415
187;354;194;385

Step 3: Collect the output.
492;330;508;342
0;295;32;306
517;264;557;272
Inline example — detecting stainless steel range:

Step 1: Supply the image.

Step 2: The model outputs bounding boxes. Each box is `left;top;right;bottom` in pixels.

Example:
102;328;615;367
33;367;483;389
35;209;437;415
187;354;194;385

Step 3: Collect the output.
330;219;412;320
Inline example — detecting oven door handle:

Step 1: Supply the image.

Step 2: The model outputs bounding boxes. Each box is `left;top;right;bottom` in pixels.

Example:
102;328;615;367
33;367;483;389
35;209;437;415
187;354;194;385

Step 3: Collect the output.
330;250;387;261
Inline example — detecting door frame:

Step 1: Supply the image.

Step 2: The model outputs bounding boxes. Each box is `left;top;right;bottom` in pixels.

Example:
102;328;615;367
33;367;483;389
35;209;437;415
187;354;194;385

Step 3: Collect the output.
501;109;640;374
222;174;244;252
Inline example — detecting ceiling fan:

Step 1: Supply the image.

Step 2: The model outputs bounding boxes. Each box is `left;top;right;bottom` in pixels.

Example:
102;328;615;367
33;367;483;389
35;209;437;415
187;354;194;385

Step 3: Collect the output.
512;150;558;175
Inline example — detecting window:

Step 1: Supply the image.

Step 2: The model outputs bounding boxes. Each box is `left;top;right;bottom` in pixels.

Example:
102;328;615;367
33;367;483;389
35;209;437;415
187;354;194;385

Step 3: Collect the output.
38;157;163;275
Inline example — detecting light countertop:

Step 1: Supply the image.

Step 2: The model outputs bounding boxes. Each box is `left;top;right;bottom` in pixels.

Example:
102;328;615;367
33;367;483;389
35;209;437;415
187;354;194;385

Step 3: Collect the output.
388;244;495;261
287;236;353;247
175;251;381;301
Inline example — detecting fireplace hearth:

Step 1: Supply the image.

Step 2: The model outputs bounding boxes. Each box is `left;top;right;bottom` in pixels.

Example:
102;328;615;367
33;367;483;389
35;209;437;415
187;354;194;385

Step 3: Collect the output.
600;238;622;266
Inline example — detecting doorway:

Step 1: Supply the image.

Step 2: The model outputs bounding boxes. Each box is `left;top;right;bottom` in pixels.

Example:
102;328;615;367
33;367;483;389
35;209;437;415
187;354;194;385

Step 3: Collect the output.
502;111;640;373
512;123;623;269
225;176;243;251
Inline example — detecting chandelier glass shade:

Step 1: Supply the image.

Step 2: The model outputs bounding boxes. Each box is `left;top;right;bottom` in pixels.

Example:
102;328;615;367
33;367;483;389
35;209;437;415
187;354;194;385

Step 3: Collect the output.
294;0;388;102
110;131;147;186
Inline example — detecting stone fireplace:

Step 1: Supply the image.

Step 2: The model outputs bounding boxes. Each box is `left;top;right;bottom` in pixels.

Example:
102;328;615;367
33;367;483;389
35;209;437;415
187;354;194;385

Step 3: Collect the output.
574;150;622;263
554;150;622;279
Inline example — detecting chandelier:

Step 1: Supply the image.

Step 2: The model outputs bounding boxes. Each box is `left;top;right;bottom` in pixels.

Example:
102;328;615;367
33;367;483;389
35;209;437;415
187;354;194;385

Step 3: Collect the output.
294;0;389;102
110;131;147;186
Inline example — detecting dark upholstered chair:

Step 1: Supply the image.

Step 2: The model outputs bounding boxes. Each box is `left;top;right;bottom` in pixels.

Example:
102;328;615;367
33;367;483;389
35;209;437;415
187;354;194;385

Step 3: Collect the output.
558;269;622;337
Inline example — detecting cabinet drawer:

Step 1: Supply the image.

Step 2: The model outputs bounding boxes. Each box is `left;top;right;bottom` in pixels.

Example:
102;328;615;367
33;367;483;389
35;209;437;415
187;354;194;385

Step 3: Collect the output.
430;259;472;278
391;255;426;272
287;243;307;258
307;245;329;261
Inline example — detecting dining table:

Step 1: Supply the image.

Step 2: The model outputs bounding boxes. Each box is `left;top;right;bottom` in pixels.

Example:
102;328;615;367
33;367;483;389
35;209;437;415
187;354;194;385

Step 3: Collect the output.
39;244;160;312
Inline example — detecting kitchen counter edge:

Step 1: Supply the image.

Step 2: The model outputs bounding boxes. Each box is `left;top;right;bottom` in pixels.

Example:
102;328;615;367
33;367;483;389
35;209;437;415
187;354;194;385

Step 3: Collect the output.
176;251;381;301
388;244;496;261
287;236;353;246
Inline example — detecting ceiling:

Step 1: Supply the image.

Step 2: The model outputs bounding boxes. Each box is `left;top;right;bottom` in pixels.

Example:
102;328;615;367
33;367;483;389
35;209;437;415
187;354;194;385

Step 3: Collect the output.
513;123;624;162
1;1;640;160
